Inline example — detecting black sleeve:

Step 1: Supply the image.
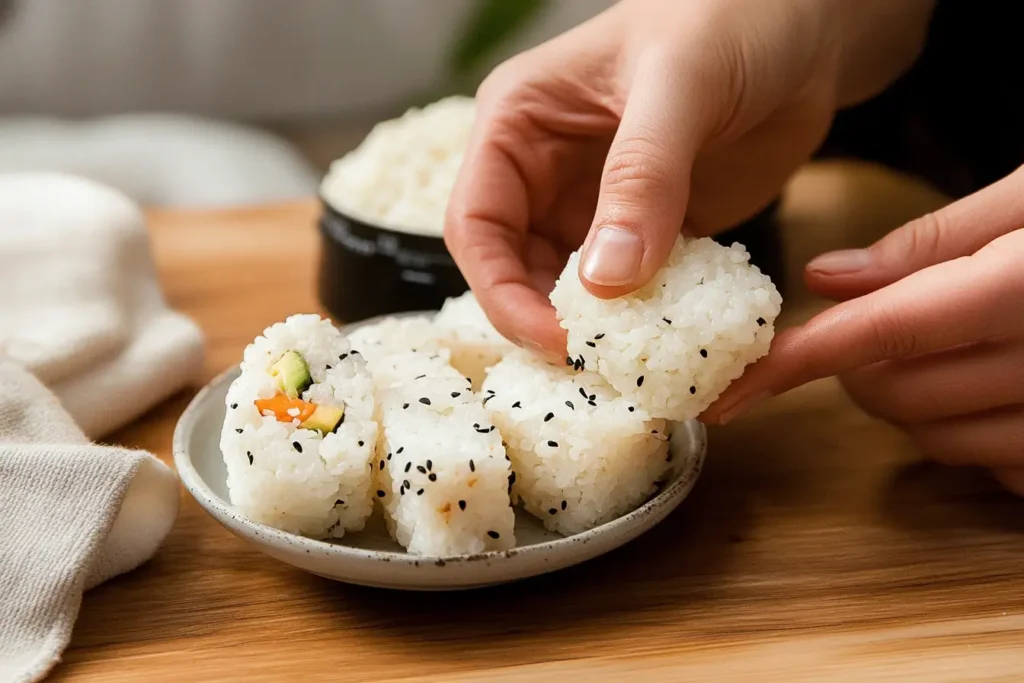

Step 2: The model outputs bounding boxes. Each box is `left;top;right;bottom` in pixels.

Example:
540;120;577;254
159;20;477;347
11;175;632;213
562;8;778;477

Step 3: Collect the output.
817;0;1023;198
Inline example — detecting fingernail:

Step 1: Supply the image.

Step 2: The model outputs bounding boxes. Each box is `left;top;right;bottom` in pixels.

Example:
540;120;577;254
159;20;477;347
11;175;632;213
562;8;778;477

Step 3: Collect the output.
716;391;771;425
807;249;872;275
580;226;643;286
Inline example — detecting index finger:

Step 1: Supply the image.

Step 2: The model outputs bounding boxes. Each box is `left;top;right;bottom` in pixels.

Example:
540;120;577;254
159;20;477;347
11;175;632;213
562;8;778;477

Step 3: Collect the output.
703;246;1024;423
444;119;567;357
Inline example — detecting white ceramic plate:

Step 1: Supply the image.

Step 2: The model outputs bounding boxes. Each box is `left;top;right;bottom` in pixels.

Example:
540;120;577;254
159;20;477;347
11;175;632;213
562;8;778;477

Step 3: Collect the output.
173;318;707;591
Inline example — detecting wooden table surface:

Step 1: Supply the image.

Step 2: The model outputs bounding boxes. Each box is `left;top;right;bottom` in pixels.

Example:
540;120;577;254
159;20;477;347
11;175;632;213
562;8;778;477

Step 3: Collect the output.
53;163;1024;682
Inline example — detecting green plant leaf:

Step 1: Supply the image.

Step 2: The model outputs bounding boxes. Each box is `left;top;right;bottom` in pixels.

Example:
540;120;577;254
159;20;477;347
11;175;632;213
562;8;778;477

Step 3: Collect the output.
449;0;548;75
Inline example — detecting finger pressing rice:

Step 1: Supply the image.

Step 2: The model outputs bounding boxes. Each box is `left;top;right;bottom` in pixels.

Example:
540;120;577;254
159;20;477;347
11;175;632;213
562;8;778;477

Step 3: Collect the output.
220;314;378;538
482;350;671;535
549;235;783;422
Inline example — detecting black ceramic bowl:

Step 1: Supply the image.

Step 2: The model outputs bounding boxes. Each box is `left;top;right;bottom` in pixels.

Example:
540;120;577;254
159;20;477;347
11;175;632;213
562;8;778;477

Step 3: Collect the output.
317;200;469;323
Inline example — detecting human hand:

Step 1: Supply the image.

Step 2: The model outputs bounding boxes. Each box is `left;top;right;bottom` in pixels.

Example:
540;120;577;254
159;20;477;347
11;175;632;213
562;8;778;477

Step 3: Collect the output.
444;0;933;356
702;167;1024;494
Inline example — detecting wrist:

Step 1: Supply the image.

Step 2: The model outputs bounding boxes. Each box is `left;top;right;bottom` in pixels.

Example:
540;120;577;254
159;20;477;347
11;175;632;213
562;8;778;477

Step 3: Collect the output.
827;0;937;107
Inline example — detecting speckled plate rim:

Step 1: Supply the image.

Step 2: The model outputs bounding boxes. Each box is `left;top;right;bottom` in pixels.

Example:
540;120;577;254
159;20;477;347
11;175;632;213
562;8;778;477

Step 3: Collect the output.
172;315;707;575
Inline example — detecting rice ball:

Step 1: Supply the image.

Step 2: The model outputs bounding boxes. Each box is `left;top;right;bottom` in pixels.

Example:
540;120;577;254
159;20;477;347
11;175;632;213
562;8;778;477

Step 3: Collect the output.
549;235;782;422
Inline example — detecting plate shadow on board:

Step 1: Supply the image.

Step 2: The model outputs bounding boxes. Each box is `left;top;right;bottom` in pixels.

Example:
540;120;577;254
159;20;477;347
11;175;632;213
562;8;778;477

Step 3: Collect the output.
301;435;759;664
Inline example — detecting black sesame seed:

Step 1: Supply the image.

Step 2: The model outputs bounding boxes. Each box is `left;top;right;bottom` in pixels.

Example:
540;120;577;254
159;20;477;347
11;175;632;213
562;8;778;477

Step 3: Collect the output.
757;317;766;326
566;356;574;366
386;452;392;461
426;459;432;470
487;531;500;539
512;401;521;408
358;440;364;447
405;462;411;473
339;353;348;361
473;423;479;428
700;349;708;358
379;461;385;470
549;508;557;515
508;472;516;486
293;441;302;453
246;451;253;465
451;392;461;398
663;318;672;324
419;397;431;406
588;400;597;407
351;350;360;355
230;403;238;409
586;341;596;348
402;403;409;410
561;500;567;510
469;460;475;472
465;377;472;384
325;365;332;370
637;375;645;387
397;446;405;454
544;412;554;422
628;406;635;412
417;466;427;474
487;389;495;394
429;473;437;482
547;440;558;448
417;489;424;495
595;333;605;339
574;359;582;371
400;486;406;495
482;394;495;406
690;386;697;394
335;499;344;506
565;401;574;410
377;490;386;498
458;500;466;511
415;374;426;380
505;454;511;461
579;387;588;399
235;428;243;434
403;480;411;489
589;393;596;400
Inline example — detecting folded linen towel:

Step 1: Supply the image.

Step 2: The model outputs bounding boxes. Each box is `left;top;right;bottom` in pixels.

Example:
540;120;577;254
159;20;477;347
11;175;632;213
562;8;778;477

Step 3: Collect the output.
0;173;203;682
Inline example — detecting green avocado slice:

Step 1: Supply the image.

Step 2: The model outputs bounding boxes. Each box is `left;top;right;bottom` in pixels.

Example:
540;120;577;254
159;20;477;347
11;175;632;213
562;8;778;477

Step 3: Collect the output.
300;404;345;434
271;350;312;398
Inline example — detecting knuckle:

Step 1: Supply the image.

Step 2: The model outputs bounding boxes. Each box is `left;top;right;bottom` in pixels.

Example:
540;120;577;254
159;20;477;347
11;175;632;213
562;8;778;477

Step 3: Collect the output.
602;136;678;198
865;303;921;362
887;212;946;262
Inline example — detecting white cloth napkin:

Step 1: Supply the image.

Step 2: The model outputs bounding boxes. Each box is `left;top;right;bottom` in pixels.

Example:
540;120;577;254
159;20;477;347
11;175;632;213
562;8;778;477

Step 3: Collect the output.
0;172;203;683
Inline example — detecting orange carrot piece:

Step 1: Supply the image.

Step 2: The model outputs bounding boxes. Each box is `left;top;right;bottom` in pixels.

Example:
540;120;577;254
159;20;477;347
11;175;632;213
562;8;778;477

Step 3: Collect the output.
254;395;317;423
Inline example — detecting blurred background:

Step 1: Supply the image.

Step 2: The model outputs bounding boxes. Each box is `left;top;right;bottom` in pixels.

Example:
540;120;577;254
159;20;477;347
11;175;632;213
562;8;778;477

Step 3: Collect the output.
0;0;613;208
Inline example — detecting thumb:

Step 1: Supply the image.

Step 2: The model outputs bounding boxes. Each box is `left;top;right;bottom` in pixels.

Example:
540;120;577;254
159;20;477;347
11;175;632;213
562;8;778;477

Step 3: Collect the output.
579;56;713;298
805;166;1024;301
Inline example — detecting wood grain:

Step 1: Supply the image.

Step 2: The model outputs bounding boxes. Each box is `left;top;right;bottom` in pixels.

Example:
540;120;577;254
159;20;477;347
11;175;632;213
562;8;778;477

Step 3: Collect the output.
51;162;1024;682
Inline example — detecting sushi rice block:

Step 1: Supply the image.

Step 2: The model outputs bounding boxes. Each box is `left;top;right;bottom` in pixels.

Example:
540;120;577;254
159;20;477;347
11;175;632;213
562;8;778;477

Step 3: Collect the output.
550;235;782;422
483;350;671;535
220;314;378;539
374;372;516;555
